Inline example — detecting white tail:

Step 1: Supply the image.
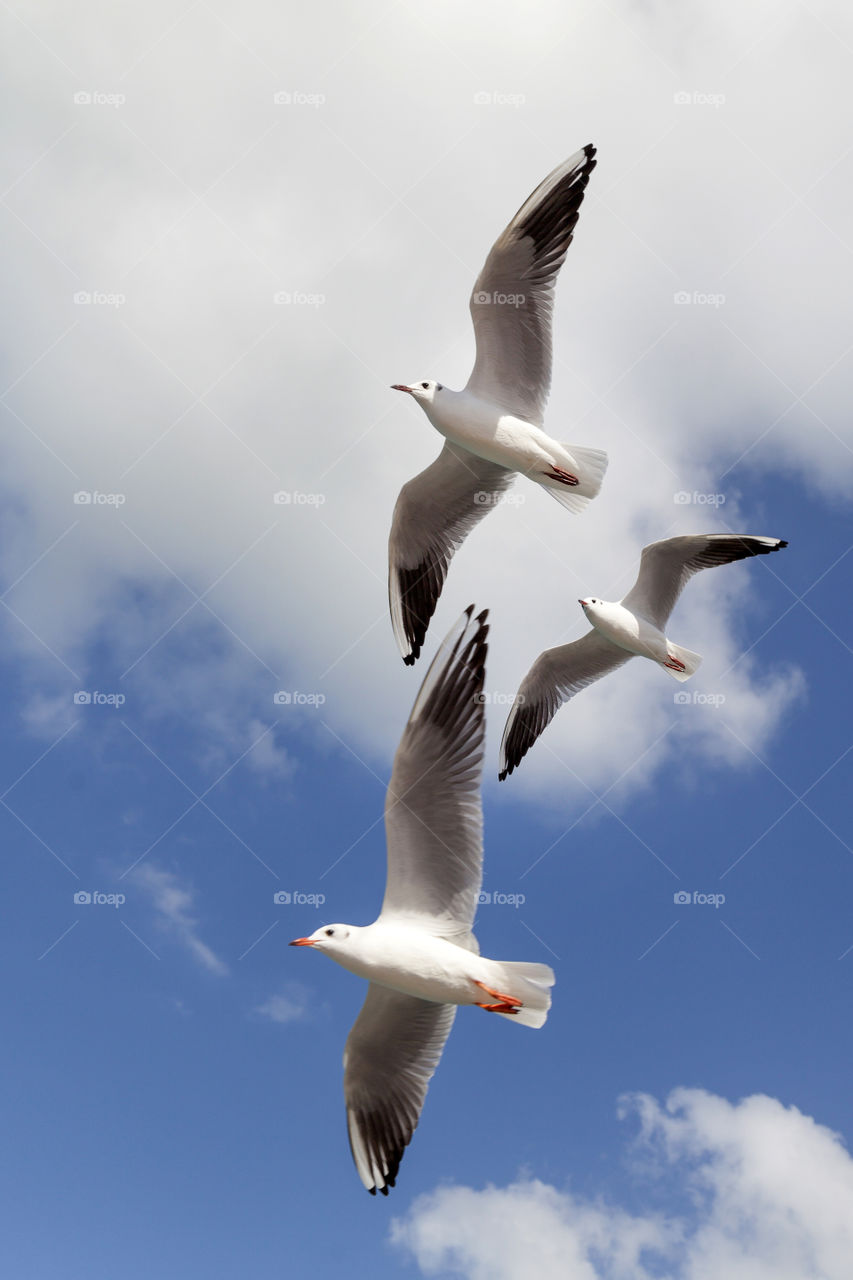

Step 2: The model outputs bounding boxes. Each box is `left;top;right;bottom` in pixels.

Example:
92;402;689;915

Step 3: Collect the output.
661;641;702;682
486;960;555;1028
540;444;608;514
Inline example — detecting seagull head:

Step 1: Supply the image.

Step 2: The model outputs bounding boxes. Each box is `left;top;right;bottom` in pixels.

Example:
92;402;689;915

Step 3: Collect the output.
289;924;353;953
578;597;605;617
391;380;443;406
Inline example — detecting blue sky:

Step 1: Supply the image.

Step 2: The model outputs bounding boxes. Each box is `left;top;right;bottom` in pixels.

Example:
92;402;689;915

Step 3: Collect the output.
3;2;853;1277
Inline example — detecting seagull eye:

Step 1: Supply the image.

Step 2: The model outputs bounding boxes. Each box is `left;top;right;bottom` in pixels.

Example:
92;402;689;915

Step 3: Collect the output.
325;928;334;937
421;382;429;389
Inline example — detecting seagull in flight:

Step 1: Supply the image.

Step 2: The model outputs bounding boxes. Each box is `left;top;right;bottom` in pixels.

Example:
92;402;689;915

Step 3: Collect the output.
499;534;789;779
389;144;608;665
290;607;555;1194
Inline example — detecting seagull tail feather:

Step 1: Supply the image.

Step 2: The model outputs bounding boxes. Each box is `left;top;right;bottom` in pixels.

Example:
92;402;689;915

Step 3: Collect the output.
487;960;555;1028
662;641;702;681
539;444;608;513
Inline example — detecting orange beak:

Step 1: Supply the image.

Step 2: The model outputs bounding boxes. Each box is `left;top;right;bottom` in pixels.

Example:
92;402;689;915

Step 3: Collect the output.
391;384;414;394
289;937;314;947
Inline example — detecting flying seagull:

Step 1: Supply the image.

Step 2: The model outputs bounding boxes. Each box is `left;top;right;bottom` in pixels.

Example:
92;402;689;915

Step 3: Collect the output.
499;534;788;779
291;607;554;1194
389;144;608;665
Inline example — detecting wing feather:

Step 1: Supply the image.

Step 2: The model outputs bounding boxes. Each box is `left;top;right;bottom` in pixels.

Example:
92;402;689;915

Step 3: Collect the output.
622;534;789;630
389;443;512;664
382;606;487;934
499;631;630;779
466;144;597;424
344;984;456;1195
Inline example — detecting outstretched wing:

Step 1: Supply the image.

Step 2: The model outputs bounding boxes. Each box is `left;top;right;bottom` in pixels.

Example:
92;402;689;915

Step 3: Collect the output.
622;534;788;630
466;144;597;425
344;984;456;1195
389;443;512;665
382;606;487;937
499;631;631;779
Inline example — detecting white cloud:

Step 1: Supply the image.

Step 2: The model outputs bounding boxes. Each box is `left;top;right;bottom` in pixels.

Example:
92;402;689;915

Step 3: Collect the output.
392;1088;853;1280
132;863;228;975
3;0;847;796
253;983;311;1024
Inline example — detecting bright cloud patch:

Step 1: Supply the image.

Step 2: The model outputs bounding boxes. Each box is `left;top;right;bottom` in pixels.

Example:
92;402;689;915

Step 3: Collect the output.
392;1089;853;1280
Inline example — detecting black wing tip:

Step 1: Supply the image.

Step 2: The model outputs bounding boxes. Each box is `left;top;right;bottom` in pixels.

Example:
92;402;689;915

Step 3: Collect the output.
403;652;417;666
497;767;509;782
712;534;789;556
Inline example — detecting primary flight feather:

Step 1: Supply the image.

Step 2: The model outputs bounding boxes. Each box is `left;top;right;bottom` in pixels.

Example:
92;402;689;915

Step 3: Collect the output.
291;607;555;1194
389;145;608;664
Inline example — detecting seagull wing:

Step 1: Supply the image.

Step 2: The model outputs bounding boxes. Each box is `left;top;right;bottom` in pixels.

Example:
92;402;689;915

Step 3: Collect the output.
389;444;511;664
499;631;631;779
344;984;456;1195
465;144;597;425
621;534;789;631
381;605;487;937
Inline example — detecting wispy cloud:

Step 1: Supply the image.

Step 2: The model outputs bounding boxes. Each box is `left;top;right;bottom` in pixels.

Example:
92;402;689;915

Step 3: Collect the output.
133;864;228;976
253;983;310;1024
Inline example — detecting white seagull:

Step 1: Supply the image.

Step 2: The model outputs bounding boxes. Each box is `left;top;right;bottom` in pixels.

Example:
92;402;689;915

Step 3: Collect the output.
499;534;788;779
389;144;608;665
291;607;554;1194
